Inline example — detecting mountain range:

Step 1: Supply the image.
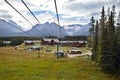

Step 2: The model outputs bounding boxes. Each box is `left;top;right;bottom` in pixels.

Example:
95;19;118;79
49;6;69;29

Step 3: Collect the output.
0;19;90;37
64;24;90;36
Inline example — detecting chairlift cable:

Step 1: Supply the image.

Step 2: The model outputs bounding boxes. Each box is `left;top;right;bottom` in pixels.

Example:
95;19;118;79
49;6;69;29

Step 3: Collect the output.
4;0;33;26
54;0;63;60
4;0;46;37
21;0;51;37
54;0;62;38
3;20;34;37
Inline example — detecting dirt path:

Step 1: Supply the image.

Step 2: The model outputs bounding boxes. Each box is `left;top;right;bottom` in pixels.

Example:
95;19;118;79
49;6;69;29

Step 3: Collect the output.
67;51;92;58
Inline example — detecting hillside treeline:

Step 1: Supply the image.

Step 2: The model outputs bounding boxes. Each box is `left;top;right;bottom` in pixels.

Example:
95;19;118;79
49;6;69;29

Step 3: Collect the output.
89;5;120;73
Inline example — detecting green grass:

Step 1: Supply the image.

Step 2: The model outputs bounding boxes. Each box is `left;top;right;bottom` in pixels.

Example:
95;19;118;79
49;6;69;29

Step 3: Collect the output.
0;46;119;80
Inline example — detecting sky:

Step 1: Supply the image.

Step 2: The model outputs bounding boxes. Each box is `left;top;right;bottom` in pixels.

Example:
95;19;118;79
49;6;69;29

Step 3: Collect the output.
0;0;120;30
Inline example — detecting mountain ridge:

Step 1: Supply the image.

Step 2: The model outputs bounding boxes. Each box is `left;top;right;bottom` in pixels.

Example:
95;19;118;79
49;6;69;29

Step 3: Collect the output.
0;19;90;37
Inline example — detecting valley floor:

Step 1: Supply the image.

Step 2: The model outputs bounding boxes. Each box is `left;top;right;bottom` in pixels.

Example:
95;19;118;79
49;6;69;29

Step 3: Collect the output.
0;46;119;80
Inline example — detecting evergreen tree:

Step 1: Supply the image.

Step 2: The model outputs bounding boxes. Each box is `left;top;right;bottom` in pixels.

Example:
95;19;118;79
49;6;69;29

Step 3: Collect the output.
89;16;95;36
98;6;116;73
0;40;4;47
90;5;120;73
117;11;120;38
88;16;95;47
107;7;110;19
112;5;116;18
116;11;120;72
103;12;117;73
91;20;99;61
98;6;106;62
10;39;23;46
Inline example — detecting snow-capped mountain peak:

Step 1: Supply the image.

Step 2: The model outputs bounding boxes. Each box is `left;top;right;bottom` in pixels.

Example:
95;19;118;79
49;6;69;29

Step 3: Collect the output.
64;24;90;36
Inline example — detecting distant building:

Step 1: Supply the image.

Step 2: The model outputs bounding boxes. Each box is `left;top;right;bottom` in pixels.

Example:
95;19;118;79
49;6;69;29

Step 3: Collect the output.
41;39;59;45
24;41;35;45
60;41;87;47
41;38;87;47
3;41;11;46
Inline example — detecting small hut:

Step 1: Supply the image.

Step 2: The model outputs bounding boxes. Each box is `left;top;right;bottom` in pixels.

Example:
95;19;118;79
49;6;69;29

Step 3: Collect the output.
3;41;11;46
24;41;35;45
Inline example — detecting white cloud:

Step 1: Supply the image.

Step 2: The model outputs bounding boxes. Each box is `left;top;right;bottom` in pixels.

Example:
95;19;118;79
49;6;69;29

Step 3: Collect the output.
0;0;120;30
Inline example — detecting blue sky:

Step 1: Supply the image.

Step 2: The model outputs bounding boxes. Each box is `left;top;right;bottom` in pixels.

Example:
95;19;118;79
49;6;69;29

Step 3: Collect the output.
0;0;120;30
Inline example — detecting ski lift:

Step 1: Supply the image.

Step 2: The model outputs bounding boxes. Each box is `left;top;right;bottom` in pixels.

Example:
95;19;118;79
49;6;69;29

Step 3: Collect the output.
55;50;65;57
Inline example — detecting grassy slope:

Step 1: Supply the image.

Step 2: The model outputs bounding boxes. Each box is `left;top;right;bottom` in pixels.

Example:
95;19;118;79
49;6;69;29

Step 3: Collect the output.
0;46;119;80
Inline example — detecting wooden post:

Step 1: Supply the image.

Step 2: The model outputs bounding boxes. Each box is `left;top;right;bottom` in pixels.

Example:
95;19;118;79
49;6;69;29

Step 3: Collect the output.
56;44;59;60
38;50;40;58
